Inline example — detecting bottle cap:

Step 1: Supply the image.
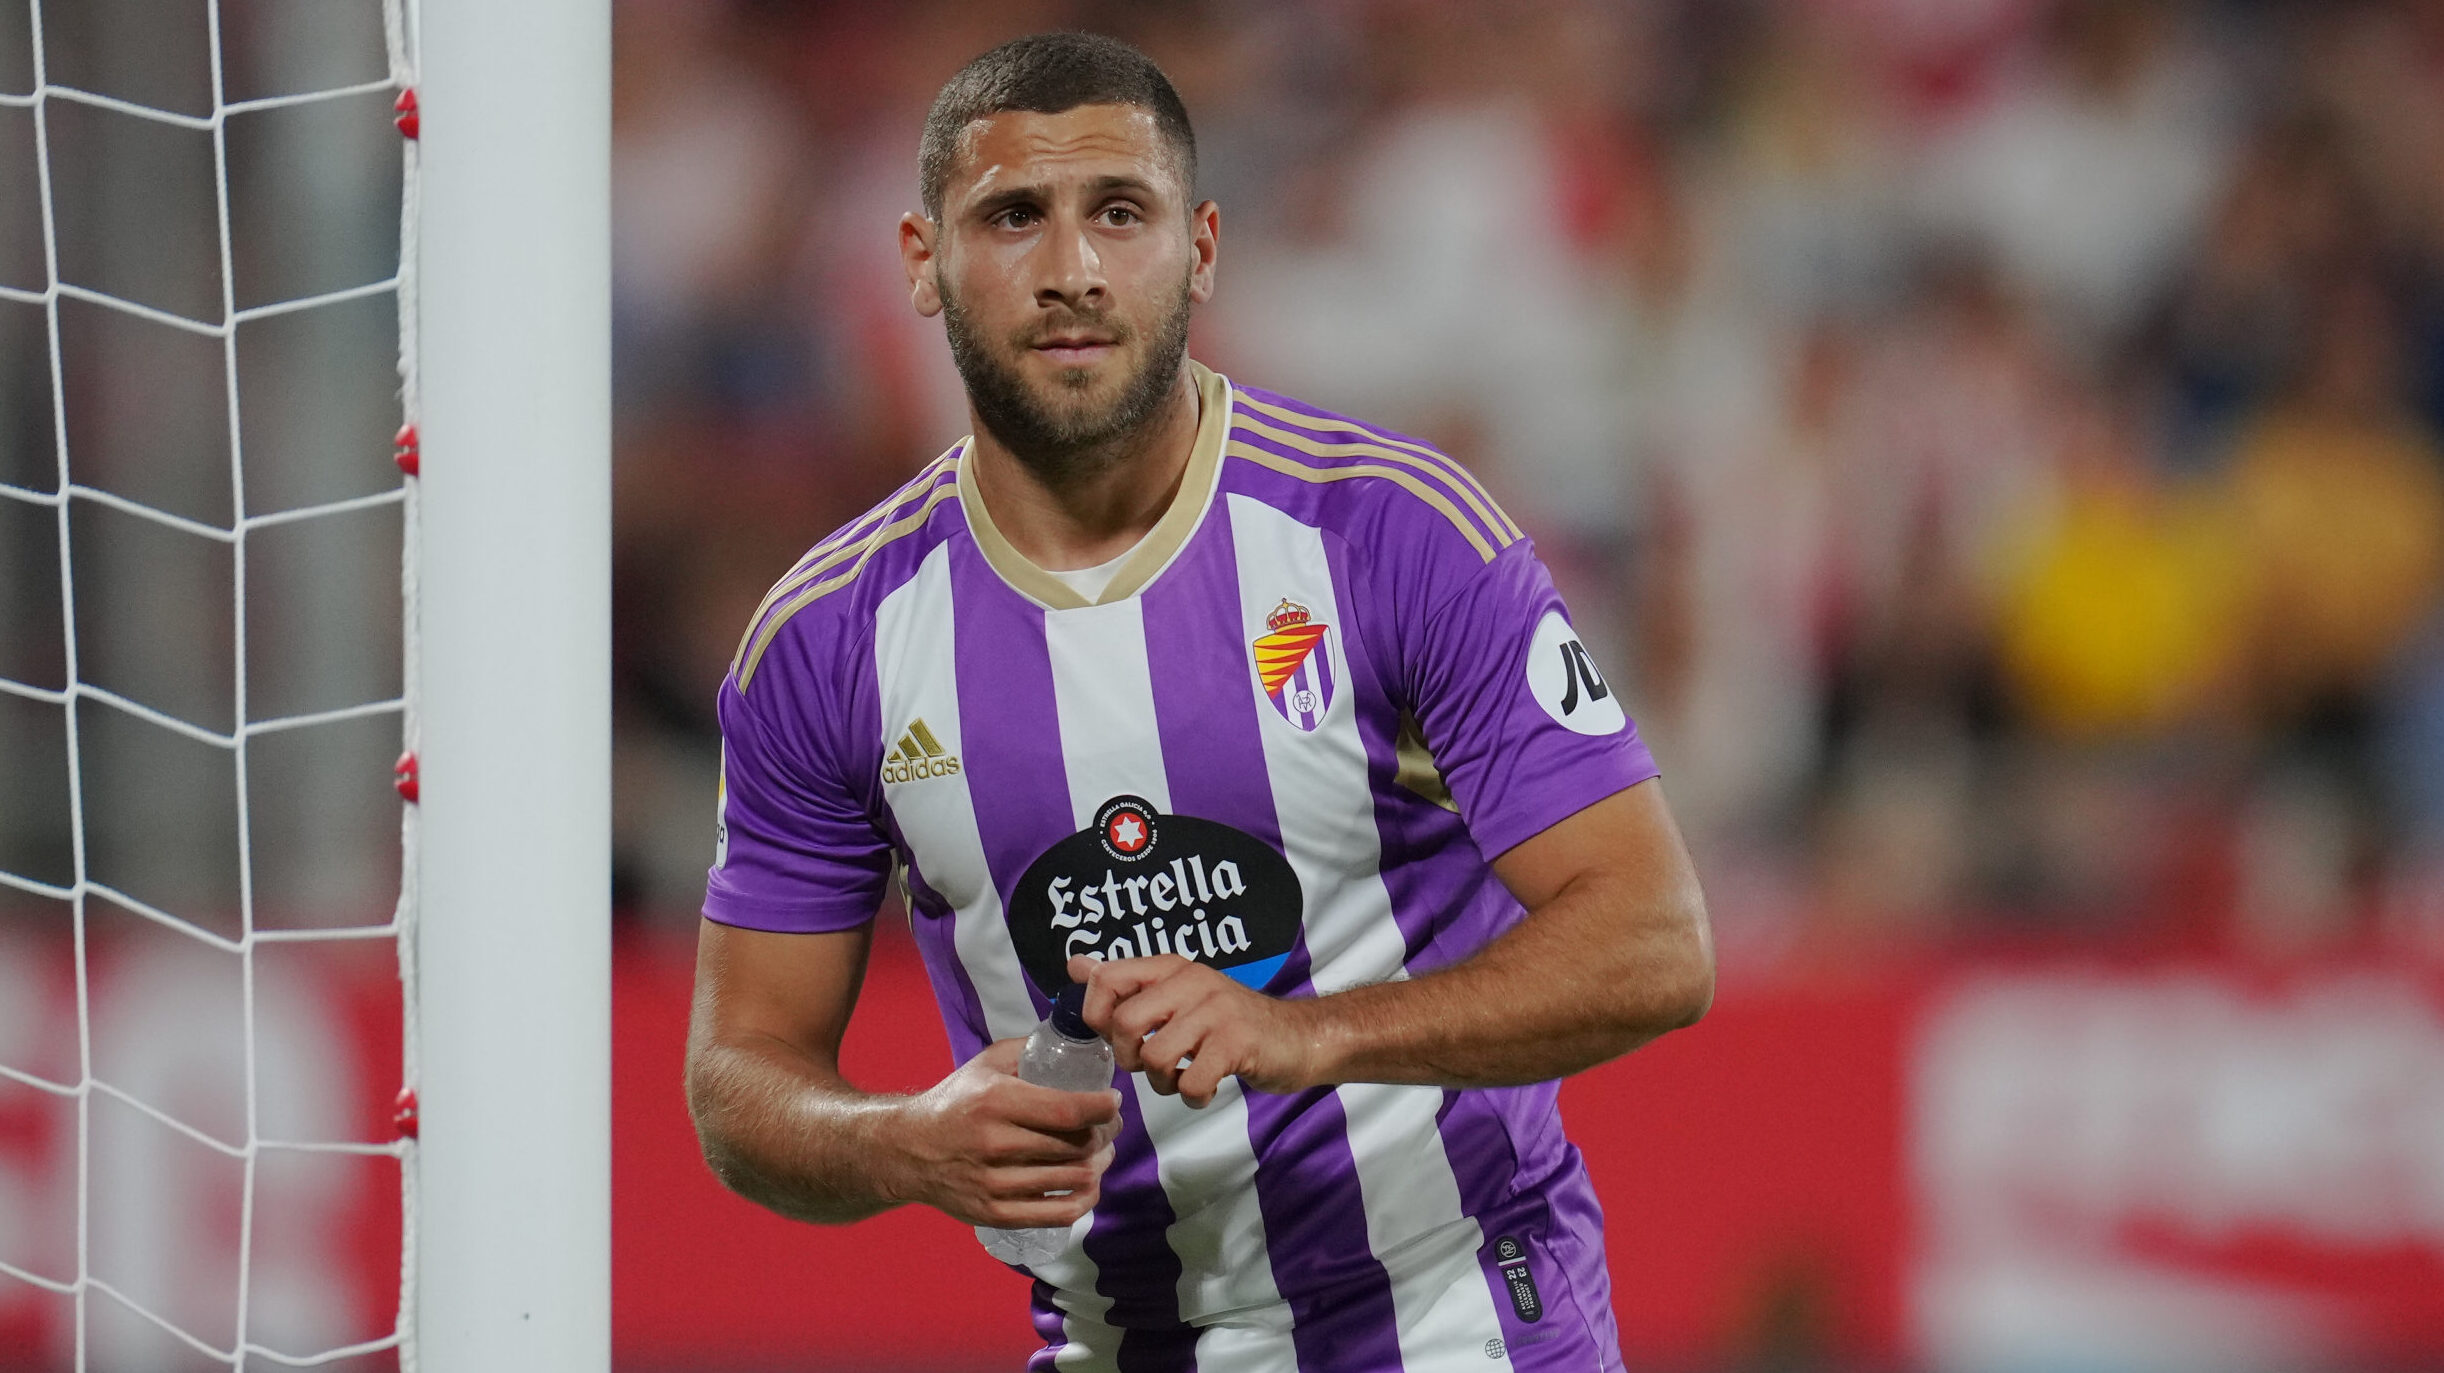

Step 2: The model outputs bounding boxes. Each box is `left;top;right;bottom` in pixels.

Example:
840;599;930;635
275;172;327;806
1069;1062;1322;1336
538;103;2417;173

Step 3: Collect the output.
1050;984;1094;1041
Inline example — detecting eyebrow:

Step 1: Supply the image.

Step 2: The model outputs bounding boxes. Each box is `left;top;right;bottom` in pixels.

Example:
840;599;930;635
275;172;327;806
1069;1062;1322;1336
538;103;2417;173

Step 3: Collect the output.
966;173;1166;218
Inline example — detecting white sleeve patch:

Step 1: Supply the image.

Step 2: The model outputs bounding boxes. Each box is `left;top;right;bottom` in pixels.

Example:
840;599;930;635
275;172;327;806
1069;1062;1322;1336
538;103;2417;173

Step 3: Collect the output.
1525;610;1627;736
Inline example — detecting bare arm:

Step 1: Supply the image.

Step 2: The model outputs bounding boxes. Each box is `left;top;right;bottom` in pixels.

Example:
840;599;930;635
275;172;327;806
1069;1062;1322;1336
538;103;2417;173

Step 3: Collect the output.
1306;778;1712;1084
686;919;1120;1226
1073;779;1712;1103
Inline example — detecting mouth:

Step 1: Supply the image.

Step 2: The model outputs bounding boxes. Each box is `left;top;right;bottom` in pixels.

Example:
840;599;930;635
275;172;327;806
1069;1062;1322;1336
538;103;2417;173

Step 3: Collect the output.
1030;332;1119;368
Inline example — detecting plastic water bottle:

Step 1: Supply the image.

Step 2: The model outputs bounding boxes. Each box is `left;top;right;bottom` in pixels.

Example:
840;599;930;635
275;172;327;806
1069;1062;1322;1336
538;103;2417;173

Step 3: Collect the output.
976;984;1115;1268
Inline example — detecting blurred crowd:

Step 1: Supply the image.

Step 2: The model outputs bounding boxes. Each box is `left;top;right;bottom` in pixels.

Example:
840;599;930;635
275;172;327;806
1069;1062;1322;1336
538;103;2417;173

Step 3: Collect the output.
609;0;2444;963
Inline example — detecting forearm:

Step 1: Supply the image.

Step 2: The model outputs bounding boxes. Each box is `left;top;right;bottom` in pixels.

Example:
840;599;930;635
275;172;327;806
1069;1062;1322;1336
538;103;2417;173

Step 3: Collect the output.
1296;868;1712;1089
685;1032;916;1225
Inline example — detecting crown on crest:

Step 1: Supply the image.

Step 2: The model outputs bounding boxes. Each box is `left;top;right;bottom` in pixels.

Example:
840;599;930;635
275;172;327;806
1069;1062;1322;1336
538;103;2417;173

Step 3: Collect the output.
1267;599;1312;632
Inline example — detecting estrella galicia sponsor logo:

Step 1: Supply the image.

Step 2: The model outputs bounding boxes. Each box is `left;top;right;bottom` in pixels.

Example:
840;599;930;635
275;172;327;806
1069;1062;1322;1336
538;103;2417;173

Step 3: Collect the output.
1524;611;1625;736
880;718;961;784
1493;1235;1543;1324
1007;795;1303;997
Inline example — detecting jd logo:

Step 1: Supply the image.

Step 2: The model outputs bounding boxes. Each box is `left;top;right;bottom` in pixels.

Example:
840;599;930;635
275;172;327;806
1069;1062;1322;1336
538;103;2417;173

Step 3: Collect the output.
1525;611;1626;736
1007;796;1304;997
1555;639;1610;715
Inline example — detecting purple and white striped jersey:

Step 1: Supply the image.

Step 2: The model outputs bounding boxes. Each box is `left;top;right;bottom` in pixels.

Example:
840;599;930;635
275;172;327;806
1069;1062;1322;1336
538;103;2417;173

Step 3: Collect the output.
706;363;1658;1371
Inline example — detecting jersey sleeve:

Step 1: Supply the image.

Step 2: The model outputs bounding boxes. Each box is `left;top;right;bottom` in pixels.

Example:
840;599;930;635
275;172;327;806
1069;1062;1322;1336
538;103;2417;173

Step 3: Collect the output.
701;645;893;934
1403;540;1659;861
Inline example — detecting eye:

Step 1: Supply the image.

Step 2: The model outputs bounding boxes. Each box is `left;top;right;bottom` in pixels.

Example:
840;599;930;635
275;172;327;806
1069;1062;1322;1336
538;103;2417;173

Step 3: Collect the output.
1099;205;1141;227
993;206;1040;229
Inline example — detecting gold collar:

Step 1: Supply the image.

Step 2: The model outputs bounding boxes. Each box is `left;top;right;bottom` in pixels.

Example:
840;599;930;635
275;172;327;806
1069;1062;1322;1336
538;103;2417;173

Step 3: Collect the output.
956;360;1231;609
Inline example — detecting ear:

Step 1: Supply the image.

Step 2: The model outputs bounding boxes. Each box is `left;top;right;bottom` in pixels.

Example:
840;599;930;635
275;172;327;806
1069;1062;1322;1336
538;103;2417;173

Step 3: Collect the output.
900;212;943;318
1187;200;1220;306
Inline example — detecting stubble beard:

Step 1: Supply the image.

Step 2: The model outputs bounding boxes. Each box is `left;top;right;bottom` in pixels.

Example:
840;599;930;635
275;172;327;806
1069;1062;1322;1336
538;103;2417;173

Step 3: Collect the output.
940;269;1195;490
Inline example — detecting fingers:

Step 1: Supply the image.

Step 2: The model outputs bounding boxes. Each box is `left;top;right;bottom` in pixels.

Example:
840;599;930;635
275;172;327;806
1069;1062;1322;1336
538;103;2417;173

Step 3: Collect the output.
1073;954;1194;1039
977;1119;1101;1166
980;1163;1102;1202
975;1189;1099;1230
1068;958;1281;1107
969;1036;1027;1074
964;1140;1116;1228
951;1123;1119;1229
1099;978;1201;1073
1173;1045;1236;1109
981;1095;1116;1151
1139;1012;1250;1108
1136;1012;1207;1098
918;1044;1129;1231
968;1170;1103;1229
993;1081;1121;1135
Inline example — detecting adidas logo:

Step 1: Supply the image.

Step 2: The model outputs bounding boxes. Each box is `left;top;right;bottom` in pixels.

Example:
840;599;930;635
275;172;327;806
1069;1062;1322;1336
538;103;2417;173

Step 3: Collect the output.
880;718;962;784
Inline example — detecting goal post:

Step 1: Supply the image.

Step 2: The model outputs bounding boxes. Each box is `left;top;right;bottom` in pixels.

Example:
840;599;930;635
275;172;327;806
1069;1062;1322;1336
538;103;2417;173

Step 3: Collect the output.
411;0;611;1367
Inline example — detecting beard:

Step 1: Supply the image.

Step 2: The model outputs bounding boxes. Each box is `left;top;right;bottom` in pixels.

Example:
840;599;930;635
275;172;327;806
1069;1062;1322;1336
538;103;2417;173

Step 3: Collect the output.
939;269;1194;488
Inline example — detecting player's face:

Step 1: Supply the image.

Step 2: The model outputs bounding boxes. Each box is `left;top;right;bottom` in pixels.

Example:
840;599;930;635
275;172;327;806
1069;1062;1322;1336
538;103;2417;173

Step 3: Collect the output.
905;104;1218;472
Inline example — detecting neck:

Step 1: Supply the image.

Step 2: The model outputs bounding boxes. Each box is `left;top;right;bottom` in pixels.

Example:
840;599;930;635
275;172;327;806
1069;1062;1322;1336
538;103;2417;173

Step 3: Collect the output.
964;366;1202;571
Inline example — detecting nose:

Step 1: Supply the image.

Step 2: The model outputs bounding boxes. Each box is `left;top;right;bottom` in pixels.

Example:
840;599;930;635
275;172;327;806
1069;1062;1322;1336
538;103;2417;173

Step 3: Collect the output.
1036;213;1107;311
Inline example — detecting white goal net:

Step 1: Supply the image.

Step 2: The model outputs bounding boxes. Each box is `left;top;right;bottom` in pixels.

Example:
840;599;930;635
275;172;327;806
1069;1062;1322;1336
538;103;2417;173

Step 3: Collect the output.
0;1;421;1368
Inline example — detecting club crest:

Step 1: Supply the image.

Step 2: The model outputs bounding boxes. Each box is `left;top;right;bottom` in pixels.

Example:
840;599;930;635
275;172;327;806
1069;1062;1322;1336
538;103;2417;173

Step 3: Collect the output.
1252;599;1336;732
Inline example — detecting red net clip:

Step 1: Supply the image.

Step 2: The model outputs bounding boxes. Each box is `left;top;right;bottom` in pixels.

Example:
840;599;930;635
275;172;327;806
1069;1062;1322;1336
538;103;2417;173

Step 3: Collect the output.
393;1087;419;1141
393;423;420;476
394;750;420;803
393;88;420;140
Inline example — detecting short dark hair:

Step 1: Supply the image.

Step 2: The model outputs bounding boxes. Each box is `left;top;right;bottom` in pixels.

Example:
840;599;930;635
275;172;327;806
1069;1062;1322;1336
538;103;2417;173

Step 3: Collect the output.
919;32;1198;222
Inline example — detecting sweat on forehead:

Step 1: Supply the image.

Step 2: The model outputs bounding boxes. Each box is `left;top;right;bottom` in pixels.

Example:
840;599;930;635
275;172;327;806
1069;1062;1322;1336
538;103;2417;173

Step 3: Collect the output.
917;31;1199;221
